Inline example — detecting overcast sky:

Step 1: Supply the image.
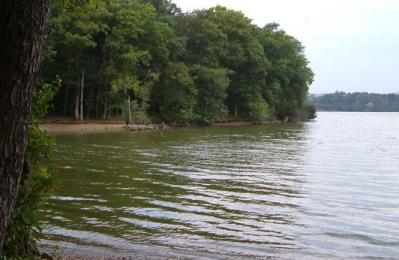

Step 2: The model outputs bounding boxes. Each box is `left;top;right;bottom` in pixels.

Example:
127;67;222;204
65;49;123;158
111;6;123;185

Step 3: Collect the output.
172;0;399;94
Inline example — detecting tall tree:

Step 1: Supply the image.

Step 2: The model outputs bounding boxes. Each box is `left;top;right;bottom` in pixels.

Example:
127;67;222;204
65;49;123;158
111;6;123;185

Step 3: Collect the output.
0;0;51;249
44;2;98;120
140;0;181;17
39;1;315;125
254;23;313;119
191;65;229;124
197;6;270;119
158;62;197;123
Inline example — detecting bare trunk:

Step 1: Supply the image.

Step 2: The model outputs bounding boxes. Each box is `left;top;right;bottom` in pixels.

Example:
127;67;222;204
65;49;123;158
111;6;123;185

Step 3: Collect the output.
79;71;85;121
74;53;80;121
102;92;108;120
75;79;80;120
234;103;238;118
0;0;51;249
127;96;132;125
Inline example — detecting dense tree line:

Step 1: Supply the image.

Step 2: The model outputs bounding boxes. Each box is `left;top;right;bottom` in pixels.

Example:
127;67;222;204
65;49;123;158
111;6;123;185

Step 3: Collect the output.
309;92;399;112
40;0;314;124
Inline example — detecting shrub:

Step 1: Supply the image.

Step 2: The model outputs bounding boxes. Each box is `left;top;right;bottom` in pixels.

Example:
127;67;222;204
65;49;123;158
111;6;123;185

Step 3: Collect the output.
3;167;57;258
247;96;271;121
303;104;317;120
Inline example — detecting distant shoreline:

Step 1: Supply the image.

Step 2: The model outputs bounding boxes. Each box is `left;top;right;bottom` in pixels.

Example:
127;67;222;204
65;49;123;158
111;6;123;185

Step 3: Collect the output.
315;110;399;112
309;92;399;112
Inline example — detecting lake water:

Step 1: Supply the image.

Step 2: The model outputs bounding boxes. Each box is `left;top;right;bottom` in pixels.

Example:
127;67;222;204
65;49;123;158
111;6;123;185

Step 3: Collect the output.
40;112;399;259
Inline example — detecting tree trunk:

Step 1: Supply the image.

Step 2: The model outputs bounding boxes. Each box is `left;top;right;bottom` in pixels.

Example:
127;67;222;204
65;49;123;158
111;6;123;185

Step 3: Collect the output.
0;0;51;249
74;82;80;120
102;92;108;120
79;71;85;121
234;103;238;118
74;74;80;121
74;53;80;121
127;96;132;125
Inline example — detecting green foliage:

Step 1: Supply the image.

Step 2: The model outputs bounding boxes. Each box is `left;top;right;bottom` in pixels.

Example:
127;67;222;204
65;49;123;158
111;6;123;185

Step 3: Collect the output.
41;1;314;123
309;92;399;112
254;24;313;119
176;14;228;67
247;96;271;121
2;81;59;258
42;0;171;118
122;99;151;124
158;63;197;124
28;79;60;164
191;65;229;124
303;104;317;120
31;78;61;122
27;127;55;166
131;100;151;124
3;167;58;259
140;0;181;17
191;7;270;119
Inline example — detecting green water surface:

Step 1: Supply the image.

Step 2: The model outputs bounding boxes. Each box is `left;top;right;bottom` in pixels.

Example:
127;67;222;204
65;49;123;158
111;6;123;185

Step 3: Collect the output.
40;112;399;258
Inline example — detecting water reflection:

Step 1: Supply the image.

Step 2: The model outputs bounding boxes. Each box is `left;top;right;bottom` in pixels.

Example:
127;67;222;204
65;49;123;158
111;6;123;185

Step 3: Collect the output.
41;123;309;257
40;112;399;258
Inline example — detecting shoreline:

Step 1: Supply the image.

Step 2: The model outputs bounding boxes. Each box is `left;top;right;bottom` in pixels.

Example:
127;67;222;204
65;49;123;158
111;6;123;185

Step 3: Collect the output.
39;120;281;134
39;123;127;134
38;242;138;259
38;240;235;259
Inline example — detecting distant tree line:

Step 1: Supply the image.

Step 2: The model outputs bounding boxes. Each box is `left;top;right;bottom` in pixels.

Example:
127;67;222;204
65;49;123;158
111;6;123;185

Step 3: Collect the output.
309;92;399;112
40;0;315;124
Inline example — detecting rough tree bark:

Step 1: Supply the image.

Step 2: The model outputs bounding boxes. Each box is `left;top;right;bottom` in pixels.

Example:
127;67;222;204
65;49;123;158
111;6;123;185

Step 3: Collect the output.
0;0;51;249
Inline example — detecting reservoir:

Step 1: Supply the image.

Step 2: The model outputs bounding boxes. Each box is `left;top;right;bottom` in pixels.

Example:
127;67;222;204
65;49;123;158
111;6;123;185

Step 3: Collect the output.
40;112;399;258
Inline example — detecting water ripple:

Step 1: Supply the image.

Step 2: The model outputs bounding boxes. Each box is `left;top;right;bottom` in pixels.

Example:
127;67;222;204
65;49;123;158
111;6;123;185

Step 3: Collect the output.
41;112;399;258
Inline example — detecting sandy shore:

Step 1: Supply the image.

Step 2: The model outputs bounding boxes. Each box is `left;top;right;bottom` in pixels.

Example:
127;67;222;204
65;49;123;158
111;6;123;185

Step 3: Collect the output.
38;123;168;134
39;120;279;135
39;123;126;134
